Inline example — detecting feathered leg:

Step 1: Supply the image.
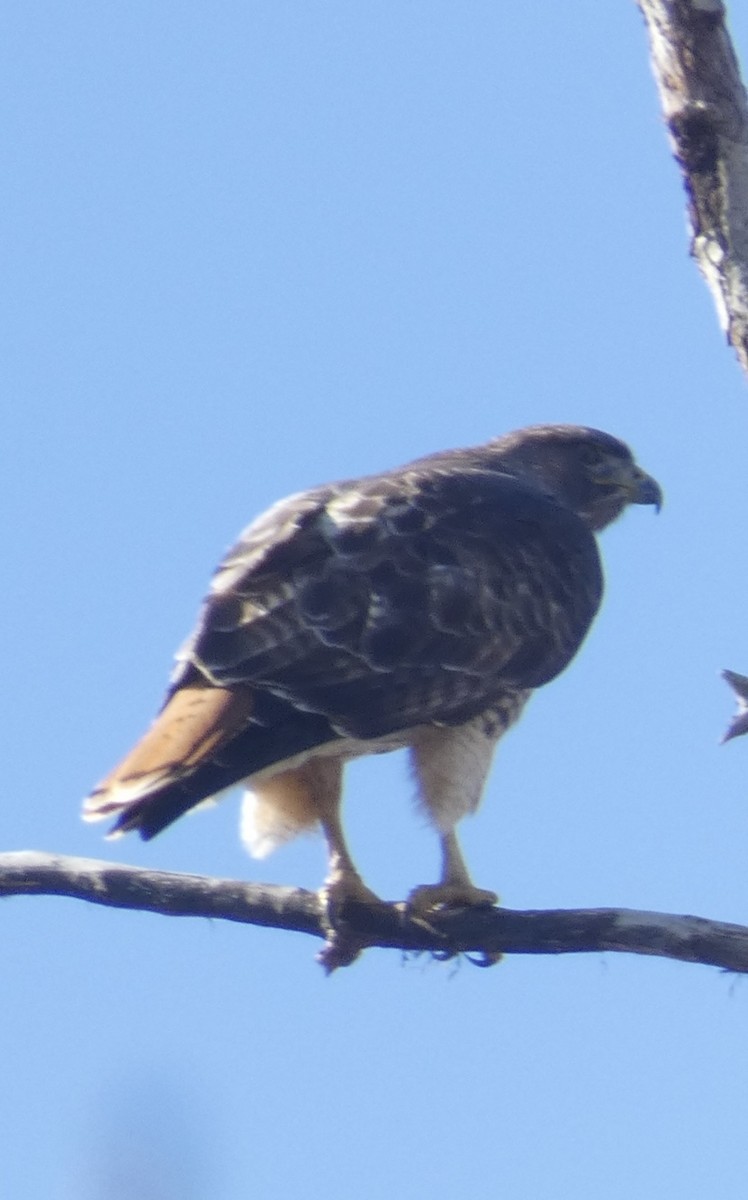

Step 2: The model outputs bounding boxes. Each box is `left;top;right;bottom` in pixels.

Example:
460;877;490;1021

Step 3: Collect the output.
407;720;501;912
313;759;380;909
307;758;380;971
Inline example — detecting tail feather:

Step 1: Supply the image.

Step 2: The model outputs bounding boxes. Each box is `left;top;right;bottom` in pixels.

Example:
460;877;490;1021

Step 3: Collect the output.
83;684;340;840
84;686;255;822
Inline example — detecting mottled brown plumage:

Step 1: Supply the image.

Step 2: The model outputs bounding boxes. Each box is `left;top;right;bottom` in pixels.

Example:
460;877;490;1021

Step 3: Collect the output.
84;425;661;911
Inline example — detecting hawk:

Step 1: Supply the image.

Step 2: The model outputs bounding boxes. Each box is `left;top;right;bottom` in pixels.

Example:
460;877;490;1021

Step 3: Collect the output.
84;425;661;915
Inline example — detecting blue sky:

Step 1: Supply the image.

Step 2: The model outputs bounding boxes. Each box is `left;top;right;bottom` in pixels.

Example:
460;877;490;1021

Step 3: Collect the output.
4;4;748;1197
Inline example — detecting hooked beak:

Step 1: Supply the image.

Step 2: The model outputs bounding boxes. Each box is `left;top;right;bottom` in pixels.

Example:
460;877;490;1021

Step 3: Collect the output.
626;466;663;512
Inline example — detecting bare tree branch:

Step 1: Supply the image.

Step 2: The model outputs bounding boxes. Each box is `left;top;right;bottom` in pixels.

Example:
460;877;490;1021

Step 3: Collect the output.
4;850;748;974
637;0;748;374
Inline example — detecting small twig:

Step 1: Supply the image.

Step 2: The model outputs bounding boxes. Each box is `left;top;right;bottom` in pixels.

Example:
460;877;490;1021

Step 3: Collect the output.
722;667;748;740
637;0;748;375
3;851;748;973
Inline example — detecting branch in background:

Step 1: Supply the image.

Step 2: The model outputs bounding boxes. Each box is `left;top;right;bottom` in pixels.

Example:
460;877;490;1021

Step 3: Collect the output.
721;667;748;740
637;0;748;375
3;850;748;974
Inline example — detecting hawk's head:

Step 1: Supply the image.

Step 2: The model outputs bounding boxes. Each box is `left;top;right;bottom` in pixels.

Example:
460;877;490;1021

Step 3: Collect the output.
490;424;662;532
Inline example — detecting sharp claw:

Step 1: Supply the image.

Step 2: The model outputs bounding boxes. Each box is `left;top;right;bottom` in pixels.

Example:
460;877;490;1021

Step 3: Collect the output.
406;882;499;916
316;873;381;973
316;935;364;974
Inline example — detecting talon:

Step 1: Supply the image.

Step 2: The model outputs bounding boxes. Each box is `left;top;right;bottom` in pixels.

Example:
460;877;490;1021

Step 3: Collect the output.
317;872;381;972
466;949;504;968
406;882;499;916
316;935;365;974
319;873;381;920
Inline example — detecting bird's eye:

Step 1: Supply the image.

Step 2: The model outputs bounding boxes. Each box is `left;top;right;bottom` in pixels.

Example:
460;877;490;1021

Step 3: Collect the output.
580;446;605;469
580;447;626;486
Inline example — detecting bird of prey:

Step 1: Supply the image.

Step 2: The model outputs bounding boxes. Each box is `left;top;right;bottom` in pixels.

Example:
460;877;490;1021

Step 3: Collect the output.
84;424;661;916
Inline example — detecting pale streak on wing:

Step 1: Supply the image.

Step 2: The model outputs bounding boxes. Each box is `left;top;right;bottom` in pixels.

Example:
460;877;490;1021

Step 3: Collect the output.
210;485;337;595
180;467;602;740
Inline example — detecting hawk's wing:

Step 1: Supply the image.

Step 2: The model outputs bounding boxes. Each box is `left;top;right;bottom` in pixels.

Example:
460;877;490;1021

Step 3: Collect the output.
175;464;603;739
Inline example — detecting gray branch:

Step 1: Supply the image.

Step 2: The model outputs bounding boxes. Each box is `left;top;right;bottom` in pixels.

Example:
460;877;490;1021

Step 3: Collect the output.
637;0;748;374
3;850;748;973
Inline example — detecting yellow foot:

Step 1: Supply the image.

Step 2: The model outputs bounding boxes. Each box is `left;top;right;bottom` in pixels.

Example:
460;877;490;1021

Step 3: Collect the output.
406;881;499;917
317;872;382;973
319;872;381;916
